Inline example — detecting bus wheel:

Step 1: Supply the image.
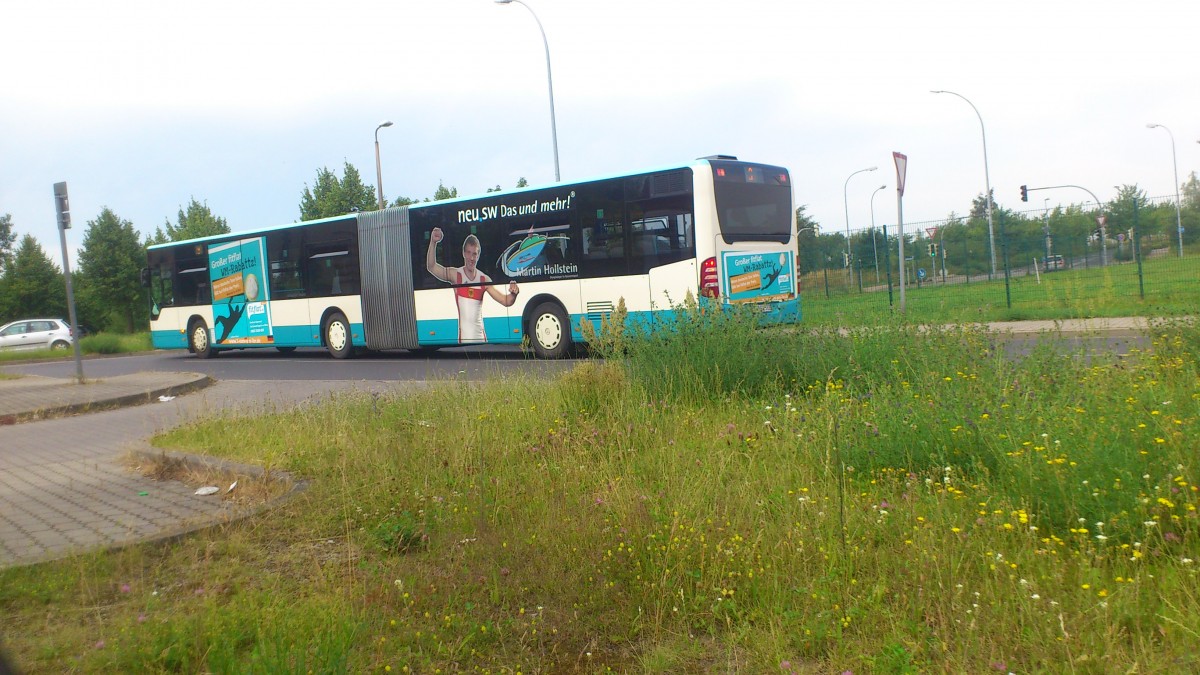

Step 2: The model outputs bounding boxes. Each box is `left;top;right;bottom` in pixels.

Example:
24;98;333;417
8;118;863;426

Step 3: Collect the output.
324;312;353;359
190;320;215;359
529;302;572;359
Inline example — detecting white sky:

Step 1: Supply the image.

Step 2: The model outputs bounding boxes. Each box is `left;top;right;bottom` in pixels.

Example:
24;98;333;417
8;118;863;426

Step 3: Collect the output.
2;0;1197;264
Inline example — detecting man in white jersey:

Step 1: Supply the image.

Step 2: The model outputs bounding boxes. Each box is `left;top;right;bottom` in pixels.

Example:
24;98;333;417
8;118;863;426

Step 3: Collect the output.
426;227;519;343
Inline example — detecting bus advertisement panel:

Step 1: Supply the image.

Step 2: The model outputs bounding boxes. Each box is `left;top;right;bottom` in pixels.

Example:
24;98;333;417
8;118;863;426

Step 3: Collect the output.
207;237;274;345
723;250;794;303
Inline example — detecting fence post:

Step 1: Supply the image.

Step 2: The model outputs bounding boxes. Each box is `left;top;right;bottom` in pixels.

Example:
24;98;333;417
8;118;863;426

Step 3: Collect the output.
1001;211;1012;309
963;237;970;284
883;223;894;306
823;263;830;299
1133;200;1145;299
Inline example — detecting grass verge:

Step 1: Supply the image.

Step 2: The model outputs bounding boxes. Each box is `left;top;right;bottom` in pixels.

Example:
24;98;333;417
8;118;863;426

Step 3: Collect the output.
1;313;1197;672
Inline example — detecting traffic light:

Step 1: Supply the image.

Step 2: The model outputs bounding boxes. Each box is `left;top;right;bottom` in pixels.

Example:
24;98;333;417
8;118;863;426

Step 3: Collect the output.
53;182;71;230
1020;184;1028;202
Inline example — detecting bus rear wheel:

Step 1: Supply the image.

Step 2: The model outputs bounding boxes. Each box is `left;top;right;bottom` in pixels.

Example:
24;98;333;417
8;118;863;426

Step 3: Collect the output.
528;302;572;359
190;320;215;359
324;312;353;359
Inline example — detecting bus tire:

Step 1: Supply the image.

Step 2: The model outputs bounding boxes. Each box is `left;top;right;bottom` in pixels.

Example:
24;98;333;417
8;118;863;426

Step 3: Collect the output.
190;320;215;359
324;312;353;359
528;302;572;359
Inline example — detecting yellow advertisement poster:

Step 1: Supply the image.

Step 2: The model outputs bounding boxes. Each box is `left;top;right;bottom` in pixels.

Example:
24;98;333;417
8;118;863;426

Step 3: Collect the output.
729;270;762;295
212;272;245;301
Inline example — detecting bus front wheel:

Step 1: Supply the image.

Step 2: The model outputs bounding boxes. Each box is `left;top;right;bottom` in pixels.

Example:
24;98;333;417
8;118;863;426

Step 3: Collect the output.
324;312;353;359
528;302;572;359
190;320;215;359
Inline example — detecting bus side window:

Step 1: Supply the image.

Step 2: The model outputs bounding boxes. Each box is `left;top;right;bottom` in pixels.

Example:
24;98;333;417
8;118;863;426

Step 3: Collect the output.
268;230;305;299
576;183;626;276
626;194;695;274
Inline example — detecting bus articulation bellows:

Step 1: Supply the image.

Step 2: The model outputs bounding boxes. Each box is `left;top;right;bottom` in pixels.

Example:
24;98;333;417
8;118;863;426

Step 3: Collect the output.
144;156;801;359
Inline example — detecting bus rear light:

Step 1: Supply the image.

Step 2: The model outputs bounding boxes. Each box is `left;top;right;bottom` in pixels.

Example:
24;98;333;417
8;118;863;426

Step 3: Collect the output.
700;256;719;298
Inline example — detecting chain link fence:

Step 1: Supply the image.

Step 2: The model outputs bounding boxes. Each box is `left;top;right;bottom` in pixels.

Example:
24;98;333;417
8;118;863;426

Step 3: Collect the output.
798;193;1199;323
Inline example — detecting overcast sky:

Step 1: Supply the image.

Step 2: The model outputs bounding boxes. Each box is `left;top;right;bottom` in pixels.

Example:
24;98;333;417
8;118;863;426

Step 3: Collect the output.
2;0;1196;263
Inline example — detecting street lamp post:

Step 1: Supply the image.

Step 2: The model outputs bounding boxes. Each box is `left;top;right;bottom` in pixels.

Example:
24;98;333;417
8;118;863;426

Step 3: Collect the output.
1146;123;1184;257
843;166;877;280
932;90;996;277
869;184;886;284
374;121;393;210
495;0;560;182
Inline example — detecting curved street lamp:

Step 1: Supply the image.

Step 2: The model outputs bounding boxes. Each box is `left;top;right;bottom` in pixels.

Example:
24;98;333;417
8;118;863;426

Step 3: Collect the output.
495;0;560;182
932;90;996;277
843;166;877;279
870;184;886;283
1146;123;1184;257
374;121;393;210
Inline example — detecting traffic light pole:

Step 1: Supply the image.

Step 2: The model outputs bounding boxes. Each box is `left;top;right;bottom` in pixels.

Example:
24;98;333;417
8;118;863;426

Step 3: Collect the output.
53;182;85;384
1021;183;1106;267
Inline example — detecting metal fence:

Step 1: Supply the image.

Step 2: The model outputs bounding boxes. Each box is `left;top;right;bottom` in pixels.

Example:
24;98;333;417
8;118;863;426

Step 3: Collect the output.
798;193;1199;322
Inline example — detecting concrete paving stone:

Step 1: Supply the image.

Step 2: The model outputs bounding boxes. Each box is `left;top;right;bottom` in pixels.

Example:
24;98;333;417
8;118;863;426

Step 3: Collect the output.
59;529;98;544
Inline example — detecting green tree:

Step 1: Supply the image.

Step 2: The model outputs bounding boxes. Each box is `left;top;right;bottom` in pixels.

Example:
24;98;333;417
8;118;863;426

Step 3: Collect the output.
0;213;16;276
1182;171;1200;211
150;198;230;244
299;162;376;220
487;178;529;194
0;234;65;320
430;181;458;202
795;205;822;274
1106;184;1150;241
76;208;145;332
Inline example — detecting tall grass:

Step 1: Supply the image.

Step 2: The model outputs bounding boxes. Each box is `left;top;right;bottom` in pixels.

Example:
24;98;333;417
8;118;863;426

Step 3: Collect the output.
2;312;1197;673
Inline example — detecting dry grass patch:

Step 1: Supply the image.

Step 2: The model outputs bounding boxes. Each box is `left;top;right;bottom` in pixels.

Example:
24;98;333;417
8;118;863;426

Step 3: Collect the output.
124;450;294;508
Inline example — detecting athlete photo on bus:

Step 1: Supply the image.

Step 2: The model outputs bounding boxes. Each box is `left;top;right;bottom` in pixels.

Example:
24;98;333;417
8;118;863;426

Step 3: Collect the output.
425;226;519;343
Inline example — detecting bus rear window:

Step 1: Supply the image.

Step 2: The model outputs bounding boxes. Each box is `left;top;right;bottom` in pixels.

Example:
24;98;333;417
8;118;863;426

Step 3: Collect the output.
712;162;792;244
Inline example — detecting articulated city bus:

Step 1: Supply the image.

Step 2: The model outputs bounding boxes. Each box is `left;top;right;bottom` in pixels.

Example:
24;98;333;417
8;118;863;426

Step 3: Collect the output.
143;155;800;359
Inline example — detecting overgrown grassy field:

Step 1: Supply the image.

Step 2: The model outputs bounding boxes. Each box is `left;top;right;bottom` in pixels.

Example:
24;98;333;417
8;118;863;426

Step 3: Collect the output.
2;308;1198;673
801;255;1198;326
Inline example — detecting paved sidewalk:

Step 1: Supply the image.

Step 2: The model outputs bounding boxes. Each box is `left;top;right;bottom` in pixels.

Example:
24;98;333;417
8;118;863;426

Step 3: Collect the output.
0;376;401;568
980;316;1150;336
0;371;212;424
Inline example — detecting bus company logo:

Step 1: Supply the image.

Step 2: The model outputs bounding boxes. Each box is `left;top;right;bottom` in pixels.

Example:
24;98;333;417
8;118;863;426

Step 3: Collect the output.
499;233;571;276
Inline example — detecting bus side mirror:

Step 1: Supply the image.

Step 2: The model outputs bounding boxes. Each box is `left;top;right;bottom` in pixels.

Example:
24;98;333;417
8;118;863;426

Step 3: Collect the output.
140;267;151;287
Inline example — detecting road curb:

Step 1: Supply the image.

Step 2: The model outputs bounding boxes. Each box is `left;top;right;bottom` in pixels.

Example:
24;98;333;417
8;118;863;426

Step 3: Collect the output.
7;374;215;424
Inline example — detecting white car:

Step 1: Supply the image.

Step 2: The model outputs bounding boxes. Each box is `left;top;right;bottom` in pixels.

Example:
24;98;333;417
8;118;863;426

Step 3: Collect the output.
0;318;75;351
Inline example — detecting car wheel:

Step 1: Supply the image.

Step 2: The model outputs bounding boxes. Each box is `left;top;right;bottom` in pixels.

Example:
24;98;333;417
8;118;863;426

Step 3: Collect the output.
324;312;353;359
528;302;572;359
50;340;70;351
190;320;215;359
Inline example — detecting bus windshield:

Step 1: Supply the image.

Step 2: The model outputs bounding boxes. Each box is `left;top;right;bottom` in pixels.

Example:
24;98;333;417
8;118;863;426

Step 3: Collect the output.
711;161;792;244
